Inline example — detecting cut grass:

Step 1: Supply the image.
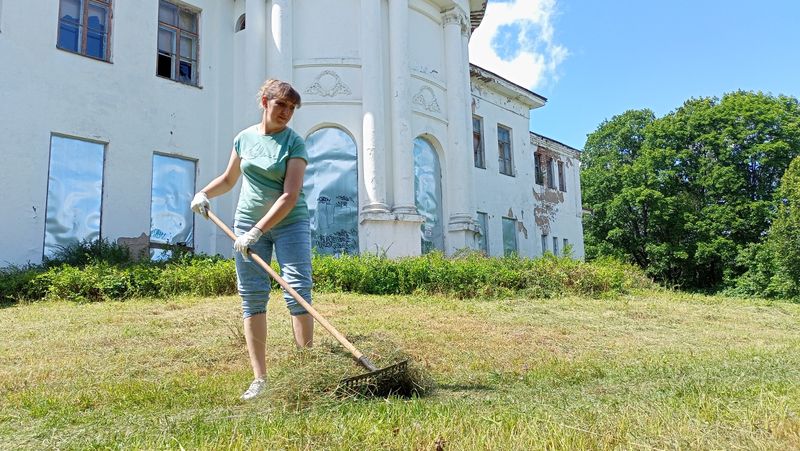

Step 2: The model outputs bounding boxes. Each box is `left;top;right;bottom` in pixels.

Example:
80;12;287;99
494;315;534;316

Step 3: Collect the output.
1;290;799;449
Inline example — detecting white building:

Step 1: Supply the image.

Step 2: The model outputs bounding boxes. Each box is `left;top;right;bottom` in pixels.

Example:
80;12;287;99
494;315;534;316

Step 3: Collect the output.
0;0;583;265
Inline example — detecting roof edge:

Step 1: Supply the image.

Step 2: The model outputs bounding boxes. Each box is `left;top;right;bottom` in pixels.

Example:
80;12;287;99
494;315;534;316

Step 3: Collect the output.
470;63;547;109
530;131;582;156
469;0;488;33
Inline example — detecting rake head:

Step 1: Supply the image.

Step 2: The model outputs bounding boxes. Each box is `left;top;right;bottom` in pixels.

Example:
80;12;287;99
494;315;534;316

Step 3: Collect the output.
338;359;417;398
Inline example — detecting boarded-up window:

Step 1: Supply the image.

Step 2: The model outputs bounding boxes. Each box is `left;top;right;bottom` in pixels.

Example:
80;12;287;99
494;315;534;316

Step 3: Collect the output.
150;154;195;260
502;217;518;256
476;211;488;254
414;137;444;254
44;135;105;257
304;128;359;256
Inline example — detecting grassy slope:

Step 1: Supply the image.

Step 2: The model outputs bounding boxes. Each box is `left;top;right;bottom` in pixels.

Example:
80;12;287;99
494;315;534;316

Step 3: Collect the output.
1;290;799;450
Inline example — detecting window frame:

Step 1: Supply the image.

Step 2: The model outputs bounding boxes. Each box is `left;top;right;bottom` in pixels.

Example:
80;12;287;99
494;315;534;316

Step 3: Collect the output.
148;152;197;258
553;236;559;256
156;0;200;86
473;116;485;169
497;124;514;176
534;152;544;185
476;211;489;254
43;133;107;259
558;160;566;192
541;233;548;254
56;0;113;62
546;157;555;189
501;216;518;256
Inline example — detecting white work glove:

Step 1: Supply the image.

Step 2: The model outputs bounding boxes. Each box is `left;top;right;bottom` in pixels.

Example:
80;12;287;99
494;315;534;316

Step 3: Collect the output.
190;192;209;218
234;227;263;260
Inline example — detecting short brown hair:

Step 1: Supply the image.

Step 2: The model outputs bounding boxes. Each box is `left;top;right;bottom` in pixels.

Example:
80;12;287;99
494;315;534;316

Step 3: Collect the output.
258;79;301;109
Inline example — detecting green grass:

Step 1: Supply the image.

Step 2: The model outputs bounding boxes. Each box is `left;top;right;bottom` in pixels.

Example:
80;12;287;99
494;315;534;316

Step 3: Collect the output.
1;290;800;449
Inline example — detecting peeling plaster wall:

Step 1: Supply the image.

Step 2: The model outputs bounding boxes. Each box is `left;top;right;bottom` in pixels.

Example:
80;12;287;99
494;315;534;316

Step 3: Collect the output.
471;78;585;259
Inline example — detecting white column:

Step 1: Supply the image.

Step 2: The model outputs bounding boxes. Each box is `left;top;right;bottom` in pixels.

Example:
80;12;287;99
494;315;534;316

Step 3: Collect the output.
360;0;389;213
389;0;416;215
268;0;292;83
245;0;267;105
443;8;474;228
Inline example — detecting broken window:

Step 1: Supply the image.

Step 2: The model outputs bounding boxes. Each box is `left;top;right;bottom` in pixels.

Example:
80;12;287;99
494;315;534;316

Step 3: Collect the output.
498;125;513;176
304;127;359;256
546;157;555;189
414;137;444;254
534;152;544;185
157;1;199;85
149;154;195;260
502;217;518;256
476;212;488;254
473;116;485;169
558;160;566;192
44;135;105;258
57;0;112;61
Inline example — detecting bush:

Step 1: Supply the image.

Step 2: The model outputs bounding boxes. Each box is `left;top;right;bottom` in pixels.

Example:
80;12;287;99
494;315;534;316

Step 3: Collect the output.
1;242;654;303
0;265;47;303
311;251;653;299
42;238;132;268
158;256;237;297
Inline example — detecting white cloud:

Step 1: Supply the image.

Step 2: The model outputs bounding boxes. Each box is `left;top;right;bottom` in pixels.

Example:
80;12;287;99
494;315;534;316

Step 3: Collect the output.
469;0;568;90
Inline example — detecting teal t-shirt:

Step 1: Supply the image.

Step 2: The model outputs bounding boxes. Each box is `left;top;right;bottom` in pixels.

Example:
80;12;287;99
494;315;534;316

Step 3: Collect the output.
234;125;309;225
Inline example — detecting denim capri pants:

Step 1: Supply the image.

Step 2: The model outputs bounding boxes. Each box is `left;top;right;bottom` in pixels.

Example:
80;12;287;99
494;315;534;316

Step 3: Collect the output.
233;219;313;318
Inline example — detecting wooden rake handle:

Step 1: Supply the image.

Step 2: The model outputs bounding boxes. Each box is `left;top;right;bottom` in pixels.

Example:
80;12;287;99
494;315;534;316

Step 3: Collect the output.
206;209;372;366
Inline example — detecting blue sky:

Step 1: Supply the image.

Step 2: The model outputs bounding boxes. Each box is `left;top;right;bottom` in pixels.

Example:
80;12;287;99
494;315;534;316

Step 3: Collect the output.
469;0;800;150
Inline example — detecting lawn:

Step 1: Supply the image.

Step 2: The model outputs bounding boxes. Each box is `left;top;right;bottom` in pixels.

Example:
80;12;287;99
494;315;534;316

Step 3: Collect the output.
1;290;799;449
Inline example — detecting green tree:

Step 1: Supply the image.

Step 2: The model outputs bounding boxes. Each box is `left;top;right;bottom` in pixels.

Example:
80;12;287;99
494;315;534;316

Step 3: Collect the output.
582;91;800;290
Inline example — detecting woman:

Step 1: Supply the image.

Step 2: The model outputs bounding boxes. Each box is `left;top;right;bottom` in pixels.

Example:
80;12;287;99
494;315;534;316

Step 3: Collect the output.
190;79;313;401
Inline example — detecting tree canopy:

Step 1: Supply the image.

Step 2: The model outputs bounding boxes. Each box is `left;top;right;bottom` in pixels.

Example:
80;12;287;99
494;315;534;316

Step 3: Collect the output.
582;91;800;290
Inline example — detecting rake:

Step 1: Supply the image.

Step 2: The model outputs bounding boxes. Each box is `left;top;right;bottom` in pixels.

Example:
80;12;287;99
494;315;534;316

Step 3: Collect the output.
207;209;410;396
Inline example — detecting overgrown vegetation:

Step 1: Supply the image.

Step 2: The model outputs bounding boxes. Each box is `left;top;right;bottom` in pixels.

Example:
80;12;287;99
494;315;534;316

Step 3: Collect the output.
582;91;800;293
0;239;653;304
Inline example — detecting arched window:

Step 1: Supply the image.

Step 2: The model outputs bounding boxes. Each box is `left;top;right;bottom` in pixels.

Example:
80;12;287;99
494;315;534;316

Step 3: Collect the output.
304;127;359;255
235;14;246;32
413;137;444;253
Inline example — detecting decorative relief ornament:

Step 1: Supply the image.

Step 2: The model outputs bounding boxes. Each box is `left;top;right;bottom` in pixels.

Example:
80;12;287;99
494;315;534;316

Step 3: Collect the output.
305;70;352;97
412;86;441;113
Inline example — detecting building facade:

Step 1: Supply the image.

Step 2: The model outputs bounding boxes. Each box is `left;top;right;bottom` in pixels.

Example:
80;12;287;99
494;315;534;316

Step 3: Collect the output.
0;0;583;265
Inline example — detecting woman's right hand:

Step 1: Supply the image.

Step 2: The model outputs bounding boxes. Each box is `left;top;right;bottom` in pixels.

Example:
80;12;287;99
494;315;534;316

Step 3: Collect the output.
191;192;210;218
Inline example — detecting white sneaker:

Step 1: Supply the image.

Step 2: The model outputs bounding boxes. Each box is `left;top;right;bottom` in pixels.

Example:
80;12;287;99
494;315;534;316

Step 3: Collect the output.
240;378;267;401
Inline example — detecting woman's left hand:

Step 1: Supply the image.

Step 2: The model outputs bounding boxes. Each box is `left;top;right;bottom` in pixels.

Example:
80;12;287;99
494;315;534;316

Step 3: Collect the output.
234;227;263;260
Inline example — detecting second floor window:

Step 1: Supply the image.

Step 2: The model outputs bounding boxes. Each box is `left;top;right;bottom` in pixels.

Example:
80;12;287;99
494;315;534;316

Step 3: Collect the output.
546;157;555;189
558;160;566;191
498;125;513;176
534;152;544;185
57;0;112;61
158;1;199;86
473;116;485;169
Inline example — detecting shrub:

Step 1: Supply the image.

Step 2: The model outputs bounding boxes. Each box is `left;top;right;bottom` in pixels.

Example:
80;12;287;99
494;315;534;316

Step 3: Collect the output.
2;245;654;303
0;265;47;303
42;238;132;268
158;256;237;297
40;263;133;302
